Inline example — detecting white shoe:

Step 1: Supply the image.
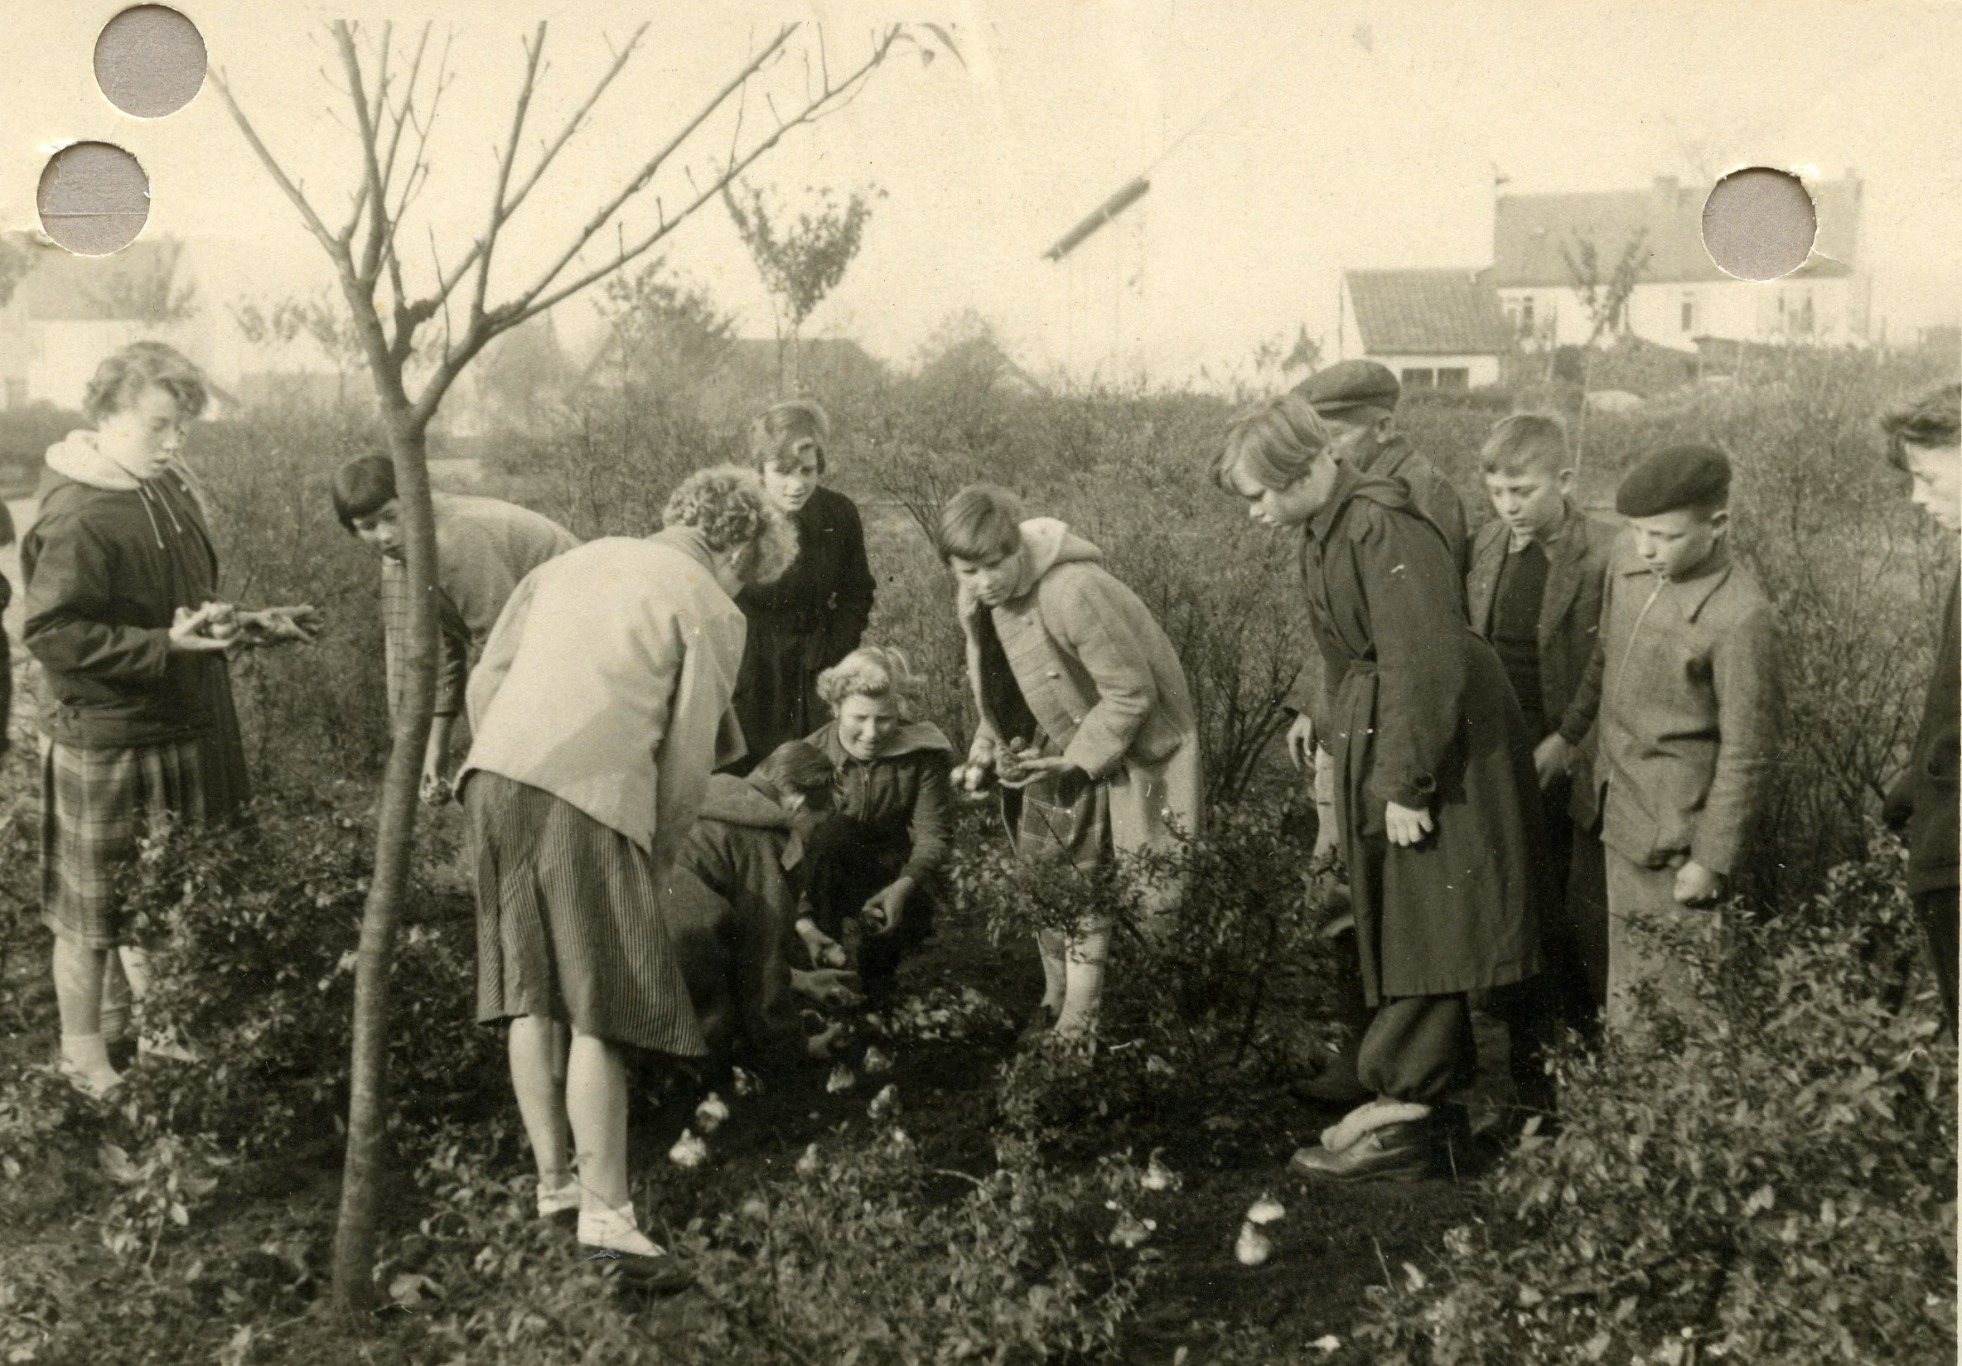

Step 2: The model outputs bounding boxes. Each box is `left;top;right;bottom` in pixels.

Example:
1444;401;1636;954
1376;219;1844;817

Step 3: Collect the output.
536;1177;580;1219
138;1032;201;1064
577;1203;665;1258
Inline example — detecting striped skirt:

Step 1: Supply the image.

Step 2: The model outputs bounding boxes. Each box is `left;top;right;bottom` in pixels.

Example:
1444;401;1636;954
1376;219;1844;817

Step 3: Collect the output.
41;735;225;950
466;772;707;1058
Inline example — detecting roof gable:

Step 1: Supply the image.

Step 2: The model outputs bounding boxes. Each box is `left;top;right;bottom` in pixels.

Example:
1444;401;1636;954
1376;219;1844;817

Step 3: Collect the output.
1345;268;1515;356
1493;176;1861;287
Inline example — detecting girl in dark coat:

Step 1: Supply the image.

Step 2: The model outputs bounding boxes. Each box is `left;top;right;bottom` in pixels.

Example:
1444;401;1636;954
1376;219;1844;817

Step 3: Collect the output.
800;646;955;1006
23;342;318;1098
731;400;877;768
1215;391;1547;1182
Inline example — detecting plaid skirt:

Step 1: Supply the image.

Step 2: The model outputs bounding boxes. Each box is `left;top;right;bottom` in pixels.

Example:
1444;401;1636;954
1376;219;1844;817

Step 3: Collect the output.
467;772;707;1058
1010;742;1113;874
41;735;233;949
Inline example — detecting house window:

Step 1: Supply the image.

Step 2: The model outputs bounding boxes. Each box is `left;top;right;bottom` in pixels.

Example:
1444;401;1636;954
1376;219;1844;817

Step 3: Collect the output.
1681;294;1697;334
1436;367;1469;390
1400;368;1436;389
1519;297;1535;332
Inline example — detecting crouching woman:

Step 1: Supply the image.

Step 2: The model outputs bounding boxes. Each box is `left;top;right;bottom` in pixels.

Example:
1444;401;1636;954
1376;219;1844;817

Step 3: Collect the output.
1214;392;1546;1182
939;485;1203;1040
800;646;955;1007
457;467;794;1280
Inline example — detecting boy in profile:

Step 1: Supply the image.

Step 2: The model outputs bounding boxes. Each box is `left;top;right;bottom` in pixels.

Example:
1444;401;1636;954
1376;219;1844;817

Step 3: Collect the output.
1568;445;1781;1027
1879;382;1960;1034
1468;413;1617;1034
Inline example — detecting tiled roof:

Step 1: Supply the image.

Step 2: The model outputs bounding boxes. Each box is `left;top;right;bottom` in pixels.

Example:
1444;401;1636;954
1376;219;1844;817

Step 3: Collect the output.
1493;176;1861;287
1346;268;1515;356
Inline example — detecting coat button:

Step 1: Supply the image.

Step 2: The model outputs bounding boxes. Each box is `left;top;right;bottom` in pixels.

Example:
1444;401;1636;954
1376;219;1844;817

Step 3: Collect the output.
1046;669;1060;679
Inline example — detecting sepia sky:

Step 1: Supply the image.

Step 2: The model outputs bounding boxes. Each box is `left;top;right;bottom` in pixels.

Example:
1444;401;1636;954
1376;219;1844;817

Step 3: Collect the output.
3;0;1959;385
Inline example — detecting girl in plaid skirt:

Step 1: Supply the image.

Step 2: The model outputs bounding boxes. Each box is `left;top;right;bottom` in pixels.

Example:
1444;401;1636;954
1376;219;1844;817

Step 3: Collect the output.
21;343;318;1098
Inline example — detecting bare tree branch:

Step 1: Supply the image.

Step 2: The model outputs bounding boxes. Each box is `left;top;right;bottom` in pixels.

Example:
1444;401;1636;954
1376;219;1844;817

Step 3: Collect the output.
474;22;548;326
210;70;346;265
428;21;650;315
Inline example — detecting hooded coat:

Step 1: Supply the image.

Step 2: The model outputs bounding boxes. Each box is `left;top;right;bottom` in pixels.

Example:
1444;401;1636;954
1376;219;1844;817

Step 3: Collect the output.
957;518;1204;881
21;431;248;808
1301;466;1545;1004
663;774;809;1069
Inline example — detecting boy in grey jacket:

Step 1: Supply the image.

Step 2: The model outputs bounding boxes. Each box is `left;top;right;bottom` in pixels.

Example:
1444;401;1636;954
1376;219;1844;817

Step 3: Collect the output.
1565;444;1781;1029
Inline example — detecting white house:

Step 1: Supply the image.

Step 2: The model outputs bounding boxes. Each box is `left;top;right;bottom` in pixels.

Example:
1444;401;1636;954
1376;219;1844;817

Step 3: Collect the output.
1491;175;1869;351
1338;267;1513;389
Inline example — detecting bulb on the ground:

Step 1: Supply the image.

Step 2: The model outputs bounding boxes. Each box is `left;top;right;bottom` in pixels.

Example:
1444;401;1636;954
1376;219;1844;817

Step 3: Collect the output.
731;1066;759;1097
667;1128;708;1169
826;1064;855;1094
867;1083;899;1121
1142;1152;1181;1192
1246;1193;1286;1225
1235;1220;1272;1266
795;1143;821;1177
862;1045;893;1075
694;1092;730;1133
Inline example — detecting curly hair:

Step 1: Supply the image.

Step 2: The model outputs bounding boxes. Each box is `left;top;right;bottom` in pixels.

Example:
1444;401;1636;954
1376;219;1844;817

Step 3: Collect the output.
749;398;832;475
662;465;798;586
817;645;923;721
83;340;209;424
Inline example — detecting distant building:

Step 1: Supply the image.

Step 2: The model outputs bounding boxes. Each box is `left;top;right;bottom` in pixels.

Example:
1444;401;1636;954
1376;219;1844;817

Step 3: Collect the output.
1491;175;1869;350
1338;267;1514;389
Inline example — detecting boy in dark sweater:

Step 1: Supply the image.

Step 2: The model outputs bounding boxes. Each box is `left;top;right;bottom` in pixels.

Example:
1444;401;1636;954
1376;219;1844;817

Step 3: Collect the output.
1879;382;1960;1033
1467;414;1617;1032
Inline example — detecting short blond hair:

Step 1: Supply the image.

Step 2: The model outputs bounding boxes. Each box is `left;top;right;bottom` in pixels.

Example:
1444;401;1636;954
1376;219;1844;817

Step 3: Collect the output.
662;465;798;586
1216;390;1332;492
1480;412;1570;477
817;645;923;721
84;340;208;424
936;484;1023;563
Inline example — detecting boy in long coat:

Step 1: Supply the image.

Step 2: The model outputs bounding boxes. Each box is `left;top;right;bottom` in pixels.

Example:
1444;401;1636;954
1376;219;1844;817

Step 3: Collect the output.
1216;392;1546;1181
940;485;1204;1039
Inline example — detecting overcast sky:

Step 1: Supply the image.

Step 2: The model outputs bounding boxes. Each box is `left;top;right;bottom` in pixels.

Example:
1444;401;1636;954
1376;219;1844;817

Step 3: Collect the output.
3;0;1959;384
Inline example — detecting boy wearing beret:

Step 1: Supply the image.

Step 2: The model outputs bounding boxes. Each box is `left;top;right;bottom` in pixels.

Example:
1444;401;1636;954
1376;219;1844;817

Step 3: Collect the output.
1879;382;1960;1034
1564;444;1781;1028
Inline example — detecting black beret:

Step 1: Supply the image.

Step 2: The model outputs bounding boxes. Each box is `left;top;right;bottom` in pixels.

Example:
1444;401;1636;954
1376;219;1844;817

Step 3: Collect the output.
1615;444;1732;517
1298;359;1401;415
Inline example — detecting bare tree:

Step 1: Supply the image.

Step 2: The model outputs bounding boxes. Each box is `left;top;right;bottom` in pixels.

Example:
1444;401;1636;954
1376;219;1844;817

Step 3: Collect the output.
213;17;951;1309
723;179;883;393
230;290;375;403
88;237;200;327
1561;227;1651;468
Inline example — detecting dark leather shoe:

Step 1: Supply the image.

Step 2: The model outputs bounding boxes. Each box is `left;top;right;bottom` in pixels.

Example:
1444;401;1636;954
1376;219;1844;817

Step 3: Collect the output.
580;1247;693;1294
1288;1120;1433;1183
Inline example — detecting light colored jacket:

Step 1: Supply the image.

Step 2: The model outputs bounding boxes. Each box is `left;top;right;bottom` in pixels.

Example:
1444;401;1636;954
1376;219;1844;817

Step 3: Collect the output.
1571;535;1782;875
959;518;1204;864
460;527;746;863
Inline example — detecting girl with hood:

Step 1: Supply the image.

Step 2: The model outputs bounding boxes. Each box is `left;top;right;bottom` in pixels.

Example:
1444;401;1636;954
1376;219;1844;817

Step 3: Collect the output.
22;341;317;1098
665;741;857;1073
939;485;1203;1041
1214;392;1546;1183
800;645;956;1007
729;399;876;768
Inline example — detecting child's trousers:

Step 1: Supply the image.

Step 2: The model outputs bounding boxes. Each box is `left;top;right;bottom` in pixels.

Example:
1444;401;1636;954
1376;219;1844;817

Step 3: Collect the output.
1356;995;1476;1103
1603;848;1700;1029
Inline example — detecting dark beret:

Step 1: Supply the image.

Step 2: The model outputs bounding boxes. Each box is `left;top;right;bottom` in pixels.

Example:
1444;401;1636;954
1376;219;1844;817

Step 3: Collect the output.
1615;444;1732;517
1297;359;1401;415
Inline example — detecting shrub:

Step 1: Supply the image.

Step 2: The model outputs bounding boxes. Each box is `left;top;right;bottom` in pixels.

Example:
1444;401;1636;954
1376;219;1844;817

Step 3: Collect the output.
118;792;497;1158
1355;831;1957;1365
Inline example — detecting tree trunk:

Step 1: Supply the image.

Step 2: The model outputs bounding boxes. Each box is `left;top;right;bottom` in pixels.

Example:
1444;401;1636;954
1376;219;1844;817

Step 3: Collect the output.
330;410;439;1310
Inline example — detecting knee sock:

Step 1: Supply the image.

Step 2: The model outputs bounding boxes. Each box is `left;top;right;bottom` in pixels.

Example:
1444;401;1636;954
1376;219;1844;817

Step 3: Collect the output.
99;955;132;1045
1054;926;1111;1038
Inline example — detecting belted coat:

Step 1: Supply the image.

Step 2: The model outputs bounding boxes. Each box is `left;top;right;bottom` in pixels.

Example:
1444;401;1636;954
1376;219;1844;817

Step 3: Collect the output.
1300;467;1546;1005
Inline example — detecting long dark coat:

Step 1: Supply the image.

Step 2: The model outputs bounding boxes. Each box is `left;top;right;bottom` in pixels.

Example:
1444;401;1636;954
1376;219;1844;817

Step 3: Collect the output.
1301;467;1546;1005
732;485;876;765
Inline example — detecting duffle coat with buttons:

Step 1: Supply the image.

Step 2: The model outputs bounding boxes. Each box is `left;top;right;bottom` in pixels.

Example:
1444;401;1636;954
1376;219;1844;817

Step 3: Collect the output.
957;519;1204;886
